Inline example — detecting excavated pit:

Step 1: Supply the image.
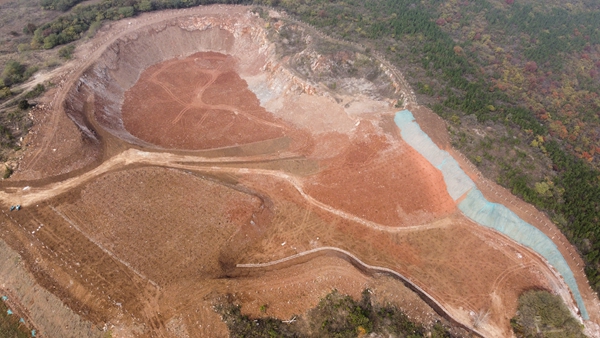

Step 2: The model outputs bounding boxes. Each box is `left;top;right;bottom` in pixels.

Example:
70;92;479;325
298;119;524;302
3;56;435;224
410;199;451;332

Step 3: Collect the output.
66;12;295;150
121;51;288;150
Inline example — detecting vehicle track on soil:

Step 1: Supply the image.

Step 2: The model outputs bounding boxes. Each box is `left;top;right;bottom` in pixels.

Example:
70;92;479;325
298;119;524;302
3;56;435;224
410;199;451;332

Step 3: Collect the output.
49;205;160;289
1;150;452;234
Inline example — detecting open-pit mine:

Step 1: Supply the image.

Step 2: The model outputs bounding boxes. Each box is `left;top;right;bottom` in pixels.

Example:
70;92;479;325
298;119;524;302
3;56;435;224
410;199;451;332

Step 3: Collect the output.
0;4;599;338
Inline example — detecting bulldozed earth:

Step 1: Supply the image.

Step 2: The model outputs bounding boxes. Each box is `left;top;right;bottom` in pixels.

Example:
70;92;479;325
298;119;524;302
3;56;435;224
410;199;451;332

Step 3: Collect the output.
1;4;599;338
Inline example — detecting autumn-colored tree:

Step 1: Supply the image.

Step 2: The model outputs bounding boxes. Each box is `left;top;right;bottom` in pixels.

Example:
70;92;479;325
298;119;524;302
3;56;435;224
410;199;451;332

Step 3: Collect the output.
524;61;538;72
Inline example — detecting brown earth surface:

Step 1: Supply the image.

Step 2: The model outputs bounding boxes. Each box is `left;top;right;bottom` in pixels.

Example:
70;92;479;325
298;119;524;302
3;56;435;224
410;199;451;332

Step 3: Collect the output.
122;52;289;150
0;4;598;338
305;120;456;227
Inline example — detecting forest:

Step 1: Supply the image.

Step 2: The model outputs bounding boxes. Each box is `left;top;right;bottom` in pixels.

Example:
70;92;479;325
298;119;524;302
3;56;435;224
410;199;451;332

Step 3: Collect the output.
2;0;600;294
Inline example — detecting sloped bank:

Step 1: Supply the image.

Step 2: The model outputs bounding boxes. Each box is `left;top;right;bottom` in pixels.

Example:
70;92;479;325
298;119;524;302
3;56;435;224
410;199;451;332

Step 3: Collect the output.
394;109;588;320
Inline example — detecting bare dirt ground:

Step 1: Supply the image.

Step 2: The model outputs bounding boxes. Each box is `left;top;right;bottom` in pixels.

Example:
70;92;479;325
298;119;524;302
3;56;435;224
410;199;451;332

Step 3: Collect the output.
0;4;598;338
305;120;456;227
122;52;289;150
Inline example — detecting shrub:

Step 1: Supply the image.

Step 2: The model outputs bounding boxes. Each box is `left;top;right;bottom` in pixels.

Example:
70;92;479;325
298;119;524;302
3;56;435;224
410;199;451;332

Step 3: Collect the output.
17;100;30;110
215;289;453;337
58;45;75;59
3;166;13;179
117;6;135;18
511;290;585;338
0;87;12;100
1;61;26;87
24;84;45;99
22;23;37;35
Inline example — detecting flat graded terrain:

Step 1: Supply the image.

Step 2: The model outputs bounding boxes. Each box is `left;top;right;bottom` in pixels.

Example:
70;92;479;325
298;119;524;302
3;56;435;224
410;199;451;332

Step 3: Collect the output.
122;52;289;150
0;4;598;338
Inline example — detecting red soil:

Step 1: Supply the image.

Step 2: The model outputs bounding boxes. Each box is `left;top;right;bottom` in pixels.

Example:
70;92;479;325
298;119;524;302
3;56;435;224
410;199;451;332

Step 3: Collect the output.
305;121;456;227
122;52;288;150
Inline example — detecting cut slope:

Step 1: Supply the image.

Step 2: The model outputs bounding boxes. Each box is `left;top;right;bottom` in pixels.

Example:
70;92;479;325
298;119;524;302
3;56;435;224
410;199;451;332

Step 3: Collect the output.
306;121;456;227
68;12;284;149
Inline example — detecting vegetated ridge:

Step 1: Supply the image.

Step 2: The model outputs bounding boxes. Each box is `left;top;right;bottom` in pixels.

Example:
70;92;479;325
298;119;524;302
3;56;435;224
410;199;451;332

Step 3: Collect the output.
216;289;468;337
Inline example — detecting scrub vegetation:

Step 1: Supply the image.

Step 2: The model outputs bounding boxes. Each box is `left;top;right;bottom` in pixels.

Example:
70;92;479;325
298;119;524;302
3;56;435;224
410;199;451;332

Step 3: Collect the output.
216;289;463;337
511;290;585;338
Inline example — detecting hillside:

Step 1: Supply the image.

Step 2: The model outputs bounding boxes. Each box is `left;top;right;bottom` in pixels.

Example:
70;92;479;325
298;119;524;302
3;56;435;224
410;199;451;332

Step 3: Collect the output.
2;0;599;294
269;0;600;296
0;0;599;337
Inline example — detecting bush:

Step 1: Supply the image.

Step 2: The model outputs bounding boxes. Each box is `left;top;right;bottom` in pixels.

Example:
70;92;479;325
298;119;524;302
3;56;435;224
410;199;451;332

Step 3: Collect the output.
117;6;135;18
0;87;12;100
22;23;37;35
1;61;26;87
24;84;45;99
17;100;30;110
137;0;152;12
3;166;13;179
511;290;585;338
17;44;31;53
58;45;75;59
41;0;86;11
87;21;102;38
22;66;38;80
43;34;59;49
216;289;456;337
